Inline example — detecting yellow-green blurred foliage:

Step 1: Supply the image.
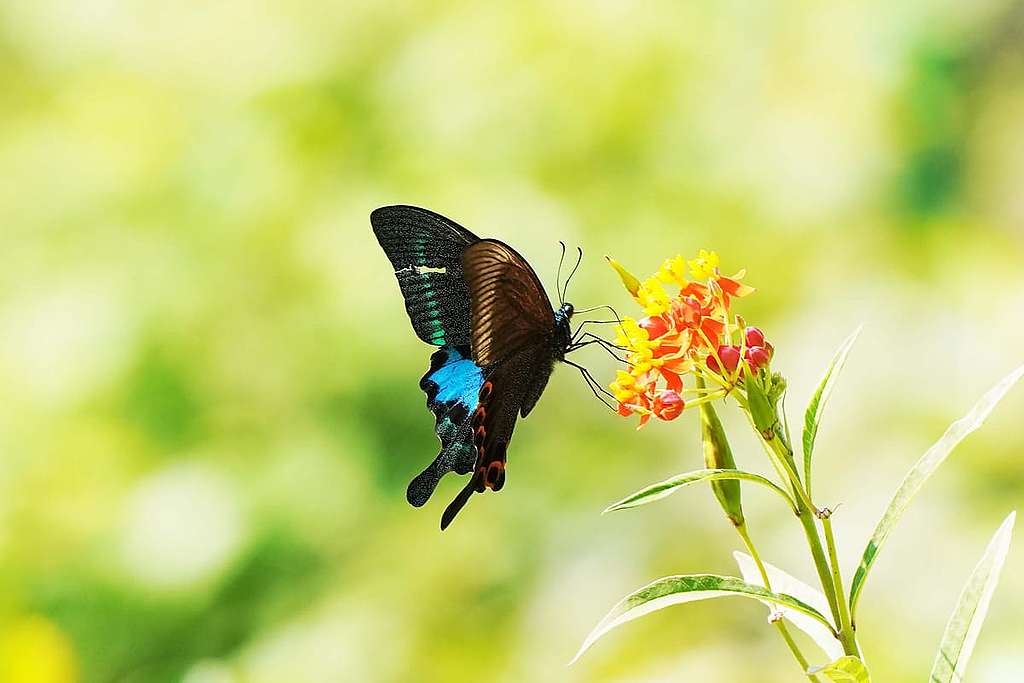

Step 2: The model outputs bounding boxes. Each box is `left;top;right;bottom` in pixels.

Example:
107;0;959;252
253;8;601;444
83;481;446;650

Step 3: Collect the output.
2;2;1023;682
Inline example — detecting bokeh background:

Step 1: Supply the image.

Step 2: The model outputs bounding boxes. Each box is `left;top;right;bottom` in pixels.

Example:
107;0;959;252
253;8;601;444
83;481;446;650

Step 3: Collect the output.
2;1;1024;681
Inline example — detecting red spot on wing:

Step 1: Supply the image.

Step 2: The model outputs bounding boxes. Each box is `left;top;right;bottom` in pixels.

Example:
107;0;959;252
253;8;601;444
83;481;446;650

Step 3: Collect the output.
484;460;505;490
471;405;486;428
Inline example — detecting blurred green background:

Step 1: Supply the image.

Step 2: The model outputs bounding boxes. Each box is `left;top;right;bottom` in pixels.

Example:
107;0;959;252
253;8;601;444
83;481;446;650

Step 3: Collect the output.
2;1;1024;681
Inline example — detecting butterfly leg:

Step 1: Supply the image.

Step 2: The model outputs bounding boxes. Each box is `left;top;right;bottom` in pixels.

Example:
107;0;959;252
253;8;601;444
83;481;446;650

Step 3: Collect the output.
563;358;617;411
571;319;625;345
569;339;627;363
572;331;629;350
569;334;629;363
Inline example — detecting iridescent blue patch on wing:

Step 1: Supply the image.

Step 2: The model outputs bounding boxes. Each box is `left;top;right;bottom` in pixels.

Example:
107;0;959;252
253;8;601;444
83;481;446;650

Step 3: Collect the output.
429;346;484;407
409;345;486;506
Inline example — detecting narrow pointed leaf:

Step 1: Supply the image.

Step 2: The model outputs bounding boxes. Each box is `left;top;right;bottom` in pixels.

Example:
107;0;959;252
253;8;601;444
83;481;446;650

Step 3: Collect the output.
803;326;861;497
734;552;843;660
928;511;1015;683
571;574;833;664
604;468;796;514
809;655;871;682
849;364;1024;619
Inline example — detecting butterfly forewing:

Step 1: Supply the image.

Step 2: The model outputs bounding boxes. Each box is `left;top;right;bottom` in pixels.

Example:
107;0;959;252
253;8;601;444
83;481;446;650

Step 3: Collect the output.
461;239;555;367
371;205;479;347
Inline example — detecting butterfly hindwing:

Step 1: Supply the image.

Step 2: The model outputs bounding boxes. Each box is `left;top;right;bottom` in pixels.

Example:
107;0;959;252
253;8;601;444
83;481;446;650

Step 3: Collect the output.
439;241;562;529
408;345;484;507
440;347;546;529
371;205;479;347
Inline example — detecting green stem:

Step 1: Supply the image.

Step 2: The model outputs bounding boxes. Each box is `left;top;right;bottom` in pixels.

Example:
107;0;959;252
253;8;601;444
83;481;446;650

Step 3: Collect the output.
777;444;816;512
762;431;860;657
822;515;858;658
735;523;820;682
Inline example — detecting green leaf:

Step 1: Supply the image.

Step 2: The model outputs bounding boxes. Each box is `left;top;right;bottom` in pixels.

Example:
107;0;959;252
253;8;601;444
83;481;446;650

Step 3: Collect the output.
849;364;1024;620
603;468;796;514
803;326;861;497
571;574;833;664
734;552;843;660
928;511;1015;683
809;655;871;682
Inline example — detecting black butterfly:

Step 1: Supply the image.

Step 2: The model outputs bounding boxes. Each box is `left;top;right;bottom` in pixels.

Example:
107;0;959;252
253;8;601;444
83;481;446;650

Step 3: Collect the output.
371;205;617;529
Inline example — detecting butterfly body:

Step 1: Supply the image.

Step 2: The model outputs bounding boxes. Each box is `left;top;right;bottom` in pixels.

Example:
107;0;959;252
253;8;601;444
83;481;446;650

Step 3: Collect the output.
552;303;575;360
371;205;575;529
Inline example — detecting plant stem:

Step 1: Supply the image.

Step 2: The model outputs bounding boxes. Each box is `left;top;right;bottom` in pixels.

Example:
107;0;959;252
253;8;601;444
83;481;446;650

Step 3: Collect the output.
761;430;860;658
796;495;845;640
822;515;858;657
735;523;820;682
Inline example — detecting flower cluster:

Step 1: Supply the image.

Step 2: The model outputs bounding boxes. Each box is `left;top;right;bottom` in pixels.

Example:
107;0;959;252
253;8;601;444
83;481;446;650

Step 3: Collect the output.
607;250;773;427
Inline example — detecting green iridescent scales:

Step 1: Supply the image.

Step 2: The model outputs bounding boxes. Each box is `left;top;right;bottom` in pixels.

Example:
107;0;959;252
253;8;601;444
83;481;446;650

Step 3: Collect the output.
411;237;447;344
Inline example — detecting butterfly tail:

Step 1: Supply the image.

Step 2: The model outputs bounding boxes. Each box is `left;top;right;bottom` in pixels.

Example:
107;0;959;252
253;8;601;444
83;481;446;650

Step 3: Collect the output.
406;468;440;508
406;449;472;507
440;472;484;530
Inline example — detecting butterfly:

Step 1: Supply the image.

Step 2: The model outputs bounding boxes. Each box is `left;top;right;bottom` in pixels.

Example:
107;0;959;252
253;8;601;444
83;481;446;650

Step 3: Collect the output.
371;205;616;529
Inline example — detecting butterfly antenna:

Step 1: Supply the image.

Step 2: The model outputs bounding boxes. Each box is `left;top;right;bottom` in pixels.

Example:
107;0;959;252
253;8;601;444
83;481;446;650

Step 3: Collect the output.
555;241;568;306
561;246;583;304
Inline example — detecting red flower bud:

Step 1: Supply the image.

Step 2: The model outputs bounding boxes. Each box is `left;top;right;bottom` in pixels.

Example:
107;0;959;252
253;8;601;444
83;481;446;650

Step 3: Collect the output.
653;390;685;421
617;402;634;417
745;326;765;348
638;315;670;339
717;345;741;372
746;345;771;370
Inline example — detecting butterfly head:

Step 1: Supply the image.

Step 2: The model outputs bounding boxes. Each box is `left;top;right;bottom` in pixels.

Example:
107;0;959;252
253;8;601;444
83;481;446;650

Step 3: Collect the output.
554;301;575;356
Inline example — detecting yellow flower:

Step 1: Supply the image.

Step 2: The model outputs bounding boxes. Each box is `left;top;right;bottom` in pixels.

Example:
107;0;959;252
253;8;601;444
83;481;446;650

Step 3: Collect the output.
656;255;689;287
630;346;655;374
609;370;637;402
637;278;671;315
614;317;650;350
688;249;720;280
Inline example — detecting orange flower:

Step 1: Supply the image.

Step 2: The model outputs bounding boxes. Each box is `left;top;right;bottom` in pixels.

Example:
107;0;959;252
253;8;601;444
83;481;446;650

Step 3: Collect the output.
607;249;767;427
671;295;724;355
